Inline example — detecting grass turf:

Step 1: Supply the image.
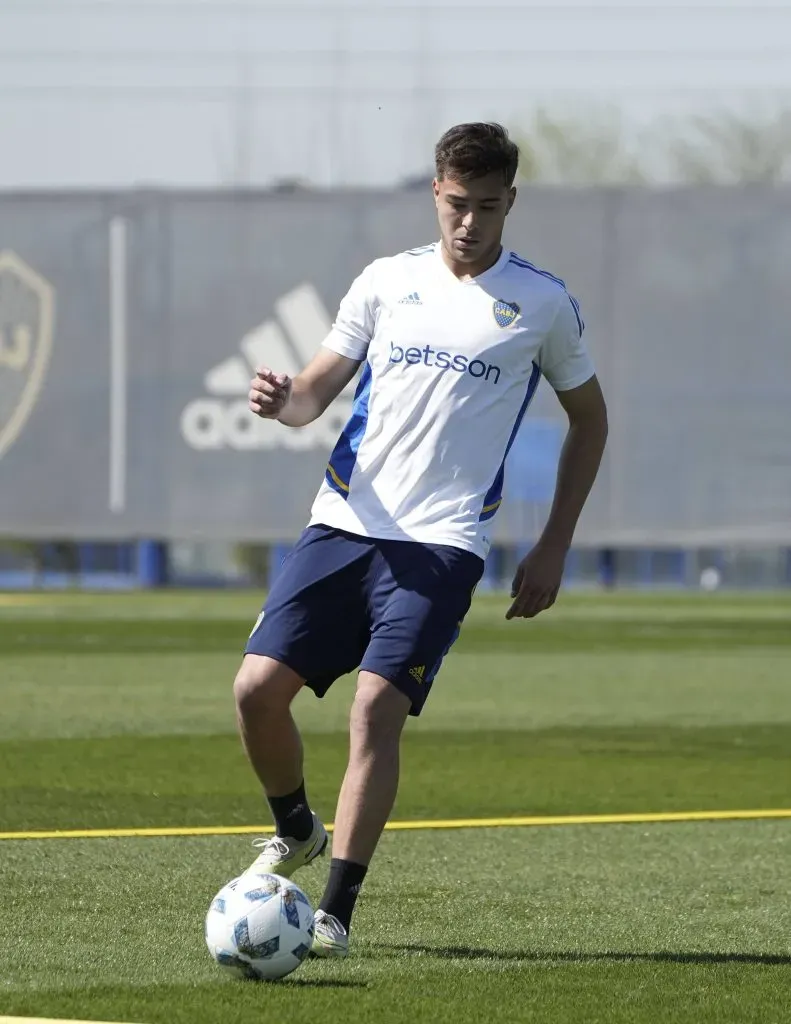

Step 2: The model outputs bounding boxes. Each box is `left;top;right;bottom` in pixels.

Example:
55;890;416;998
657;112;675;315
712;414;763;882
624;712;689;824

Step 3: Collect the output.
1;827;790;1023
2;725;791;833
1;591;790;1022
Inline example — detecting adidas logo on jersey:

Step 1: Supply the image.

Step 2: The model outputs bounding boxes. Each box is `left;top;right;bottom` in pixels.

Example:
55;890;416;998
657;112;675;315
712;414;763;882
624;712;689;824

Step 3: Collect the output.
409;665;425;684
180;284;354;452
398;292;422;305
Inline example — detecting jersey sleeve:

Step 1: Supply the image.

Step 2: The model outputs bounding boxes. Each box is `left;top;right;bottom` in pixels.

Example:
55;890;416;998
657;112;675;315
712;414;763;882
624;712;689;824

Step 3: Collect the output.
538;291;595;392
323;263;377;361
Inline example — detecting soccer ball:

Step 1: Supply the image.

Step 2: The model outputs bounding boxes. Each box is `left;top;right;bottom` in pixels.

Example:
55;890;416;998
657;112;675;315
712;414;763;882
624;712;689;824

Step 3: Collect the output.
205;873;315;981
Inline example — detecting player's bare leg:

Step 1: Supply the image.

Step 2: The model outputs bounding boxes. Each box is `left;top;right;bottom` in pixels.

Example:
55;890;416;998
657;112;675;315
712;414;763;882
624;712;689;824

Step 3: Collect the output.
234;654;328;877
234;654;305;794
332;672;411;864
312;672;411;957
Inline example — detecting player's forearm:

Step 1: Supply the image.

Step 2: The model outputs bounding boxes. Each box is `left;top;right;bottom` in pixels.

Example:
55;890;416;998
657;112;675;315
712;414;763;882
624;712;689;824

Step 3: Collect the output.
275;350;360;428
539;415;608;549
276;377;328;428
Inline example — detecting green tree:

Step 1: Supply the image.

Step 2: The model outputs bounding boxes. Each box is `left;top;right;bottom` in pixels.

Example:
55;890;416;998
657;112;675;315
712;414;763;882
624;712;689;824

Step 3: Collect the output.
516;107;647;185
514;105;791;185
665;109;791;184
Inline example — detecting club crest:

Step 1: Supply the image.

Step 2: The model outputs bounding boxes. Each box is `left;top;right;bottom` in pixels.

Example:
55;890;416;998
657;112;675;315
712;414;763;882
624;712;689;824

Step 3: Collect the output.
493;299;520;328
0;251;55;460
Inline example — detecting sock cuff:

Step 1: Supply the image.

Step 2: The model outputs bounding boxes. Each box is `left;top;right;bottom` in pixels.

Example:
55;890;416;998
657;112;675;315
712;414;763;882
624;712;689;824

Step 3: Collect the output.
329;857;368;872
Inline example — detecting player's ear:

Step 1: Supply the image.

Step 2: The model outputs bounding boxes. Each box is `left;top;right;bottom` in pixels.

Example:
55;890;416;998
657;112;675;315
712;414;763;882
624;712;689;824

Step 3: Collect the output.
506;187;517;215
432;178;441;204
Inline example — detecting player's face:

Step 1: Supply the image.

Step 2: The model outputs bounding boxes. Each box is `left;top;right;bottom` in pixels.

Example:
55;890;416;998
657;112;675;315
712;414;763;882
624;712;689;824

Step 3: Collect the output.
433;172;516;269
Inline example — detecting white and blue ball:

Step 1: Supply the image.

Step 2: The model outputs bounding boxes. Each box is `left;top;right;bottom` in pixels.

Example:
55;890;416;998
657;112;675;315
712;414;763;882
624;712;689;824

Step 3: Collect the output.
205;873;315;981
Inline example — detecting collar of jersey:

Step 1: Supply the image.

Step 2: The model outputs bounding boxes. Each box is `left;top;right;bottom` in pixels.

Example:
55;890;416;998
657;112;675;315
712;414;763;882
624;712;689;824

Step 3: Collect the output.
433;241;511;286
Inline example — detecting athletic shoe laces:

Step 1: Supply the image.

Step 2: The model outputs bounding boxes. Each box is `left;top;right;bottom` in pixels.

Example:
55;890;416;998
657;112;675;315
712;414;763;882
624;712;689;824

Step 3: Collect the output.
317;912;347;940
252;836;291;857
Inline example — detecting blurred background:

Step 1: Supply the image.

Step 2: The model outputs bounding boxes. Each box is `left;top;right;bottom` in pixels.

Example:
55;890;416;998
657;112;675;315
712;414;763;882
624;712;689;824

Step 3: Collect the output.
1;0;790;592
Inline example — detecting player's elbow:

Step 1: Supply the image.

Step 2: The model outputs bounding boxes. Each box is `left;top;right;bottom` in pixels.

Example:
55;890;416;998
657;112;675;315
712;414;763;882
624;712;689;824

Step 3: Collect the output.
582;403;608;447
589;396;608;439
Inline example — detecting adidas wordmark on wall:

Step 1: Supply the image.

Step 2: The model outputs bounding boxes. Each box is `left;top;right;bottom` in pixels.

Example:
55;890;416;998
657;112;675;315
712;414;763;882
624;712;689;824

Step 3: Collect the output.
181;284;355;451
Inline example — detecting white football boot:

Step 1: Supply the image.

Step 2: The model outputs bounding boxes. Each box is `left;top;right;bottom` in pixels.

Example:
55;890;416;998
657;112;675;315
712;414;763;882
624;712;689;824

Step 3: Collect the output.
310;909;350;959
244;813;328;880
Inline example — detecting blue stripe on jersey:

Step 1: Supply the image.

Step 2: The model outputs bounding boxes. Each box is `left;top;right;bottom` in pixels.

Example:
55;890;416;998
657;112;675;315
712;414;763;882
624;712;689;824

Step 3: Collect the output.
406;244;435;256
479;361;542;522
567;299;585;337
508;254;585;335
509;253;566;287
325;362;373;499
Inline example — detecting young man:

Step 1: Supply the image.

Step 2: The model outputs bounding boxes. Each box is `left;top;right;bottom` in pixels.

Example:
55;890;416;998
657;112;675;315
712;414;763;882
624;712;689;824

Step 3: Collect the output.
234;122;608;958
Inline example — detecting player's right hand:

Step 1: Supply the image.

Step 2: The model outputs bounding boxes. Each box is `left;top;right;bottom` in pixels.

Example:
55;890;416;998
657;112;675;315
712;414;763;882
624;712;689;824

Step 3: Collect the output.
249;366;292;419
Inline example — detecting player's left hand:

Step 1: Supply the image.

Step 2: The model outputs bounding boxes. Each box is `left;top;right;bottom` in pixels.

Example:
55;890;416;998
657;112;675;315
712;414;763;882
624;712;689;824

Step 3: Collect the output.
505;541;567;620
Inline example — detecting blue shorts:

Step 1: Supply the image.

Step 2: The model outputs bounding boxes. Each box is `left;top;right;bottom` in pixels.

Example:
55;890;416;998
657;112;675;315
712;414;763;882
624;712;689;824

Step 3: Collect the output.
245;525;484;716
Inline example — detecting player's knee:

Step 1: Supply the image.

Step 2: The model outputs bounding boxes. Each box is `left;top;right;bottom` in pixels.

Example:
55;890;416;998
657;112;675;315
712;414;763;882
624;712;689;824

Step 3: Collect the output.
350;674;410;749
233;655;301;717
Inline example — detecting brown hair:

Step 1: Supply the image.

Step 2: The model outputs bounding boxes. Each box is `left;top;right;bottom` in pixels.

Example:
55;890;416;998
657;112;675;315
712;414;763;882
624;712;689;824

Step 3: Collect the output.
435;122;519;187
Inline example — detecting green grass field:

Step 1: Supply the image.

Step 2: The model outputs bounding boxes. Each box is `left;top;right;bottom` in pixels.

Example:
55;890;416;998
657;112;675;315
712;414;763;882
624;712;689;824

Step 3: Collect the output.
1;590;790;1023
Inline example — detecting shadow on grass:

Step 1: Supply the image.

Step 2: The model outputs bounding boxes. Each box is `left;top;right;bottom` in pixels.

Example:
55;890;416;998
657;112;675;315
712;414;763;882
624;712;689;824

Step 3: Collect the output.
371;943;791;966
282;978;368;989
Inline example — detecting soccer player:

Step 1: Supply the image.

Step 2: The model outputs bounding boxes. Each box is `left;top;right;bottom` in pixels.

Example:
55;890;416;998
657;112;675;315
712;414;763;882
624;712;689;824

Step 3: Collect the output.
235;122;608;958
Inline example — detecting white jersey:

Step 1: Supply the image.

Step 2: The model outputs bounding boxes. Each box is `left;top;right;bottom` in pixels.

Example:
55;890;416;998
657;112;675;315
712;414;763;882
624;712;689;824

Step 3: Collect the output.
309;242;594;560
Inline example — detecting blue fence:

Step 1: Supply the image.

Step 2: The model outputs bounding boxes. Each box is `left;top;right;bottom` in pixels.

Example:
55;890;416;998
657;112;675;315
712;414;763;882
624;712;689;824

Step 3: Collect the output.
2;541;790;591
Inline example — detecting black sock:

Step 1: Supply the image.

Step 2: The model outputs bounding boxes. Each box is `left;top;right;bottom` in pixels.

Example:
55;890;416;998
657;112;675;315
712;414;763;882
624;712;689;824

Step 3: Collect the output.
267;781;313;842
318;858;368;931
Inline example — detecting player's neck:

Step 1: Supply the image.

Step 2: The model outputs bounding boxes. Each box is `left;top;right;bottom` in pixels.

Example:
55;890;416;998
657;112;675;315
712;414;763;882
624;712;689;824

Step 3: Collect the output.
439;240;503;282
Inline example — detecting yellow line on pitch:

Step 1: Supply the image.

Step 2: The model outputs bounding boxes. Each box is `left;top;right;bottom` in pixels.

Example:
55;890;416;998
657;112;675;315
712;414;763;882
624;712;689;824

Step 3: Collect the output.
0;1019;135;1024
0;594;54;606
1;808;790;842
